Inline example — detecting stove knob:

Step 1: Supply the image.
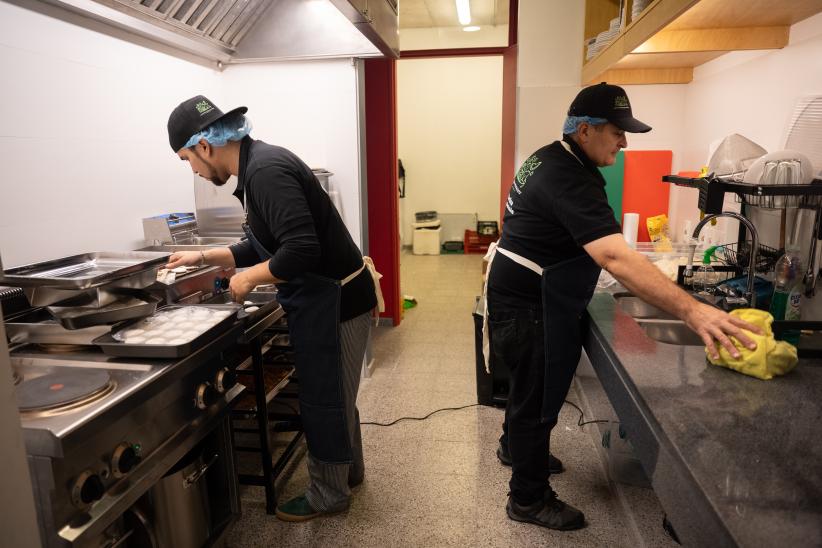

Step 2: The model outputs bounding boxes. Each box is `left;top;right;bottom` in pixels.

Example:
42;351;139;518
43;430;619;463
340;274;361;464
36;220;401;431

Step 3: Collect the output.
214;368;237;394
72;470;104;507
111;443;141;478
196;383;218;409
220;277;230;290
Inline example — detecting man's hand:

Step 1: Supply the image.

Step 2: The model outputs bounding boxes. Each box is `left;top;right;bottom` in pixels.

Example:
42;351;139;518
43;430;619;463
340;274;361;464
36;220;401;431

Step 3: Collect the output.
684;302;760;360
229;271;256;303
166;251;201;269
584;234;763;359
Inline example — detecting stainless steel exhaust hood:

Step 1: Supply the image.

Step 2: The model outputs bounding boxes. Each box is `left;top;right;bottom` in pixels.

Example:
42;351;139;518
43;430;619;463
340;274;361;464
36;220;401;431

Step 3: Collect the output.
17;0;398;67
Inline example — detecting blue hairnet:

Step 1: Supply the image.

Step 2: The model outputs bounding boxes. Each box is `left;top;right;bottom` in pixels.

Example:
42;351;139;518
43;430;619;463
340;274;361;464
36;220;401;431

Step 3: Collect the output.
563;115;608;135
183;113;252;149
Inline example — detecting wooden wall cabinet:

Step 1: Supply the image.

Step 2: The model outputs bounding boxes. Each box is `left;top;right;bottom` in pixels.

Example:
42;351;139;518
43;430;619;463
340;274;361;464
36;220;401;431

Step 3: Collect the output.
582;0;822;85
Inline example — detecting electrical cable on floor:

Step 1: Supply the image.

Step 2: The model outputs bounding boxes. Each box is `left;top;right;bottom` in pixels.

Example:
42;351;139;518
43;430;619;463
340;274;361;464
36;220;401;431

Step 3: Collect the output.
563;400;609;427
360;403;481;426
360;401;607;428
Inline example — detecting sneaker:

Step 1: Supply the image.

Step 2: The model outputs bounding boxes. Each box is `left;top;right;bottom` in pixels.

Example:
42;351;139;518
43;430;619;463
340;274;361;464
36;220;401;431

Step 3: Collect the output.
506;490;586;531
496;442;565;474
275;495;322;522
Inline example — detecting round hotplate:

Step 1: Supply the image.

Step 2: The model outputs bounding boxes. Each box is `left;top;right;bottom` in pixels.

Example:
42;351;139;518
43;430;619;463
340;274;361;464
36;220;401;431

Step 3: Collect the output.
17;370;113;413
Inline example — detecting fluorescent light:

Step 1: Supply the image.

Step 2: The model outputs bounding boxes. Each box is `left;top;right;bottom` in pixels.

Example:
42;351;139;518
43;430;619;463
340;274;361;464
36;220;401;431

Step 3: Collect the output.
463;26;480;32
456;0;471;26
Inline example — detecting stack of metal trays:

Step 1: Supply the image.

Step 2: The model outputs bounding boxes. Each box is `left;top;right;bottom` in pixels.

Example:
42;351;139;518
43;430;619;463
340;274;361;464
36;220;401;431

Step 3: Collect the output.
0;251;170;307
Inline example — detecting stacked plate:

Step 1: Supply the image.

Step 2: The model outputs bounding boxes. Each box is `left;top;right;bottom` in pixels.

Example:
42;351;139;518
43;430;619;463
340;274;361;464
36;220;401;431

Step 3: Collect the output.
631;0;651;22
586;17;621;60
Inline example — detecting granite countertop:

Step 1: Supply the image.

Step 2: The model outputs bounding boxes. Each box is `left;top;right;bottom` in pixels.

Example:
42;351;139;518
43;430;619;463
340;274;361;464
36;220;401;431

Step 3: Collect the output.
584;292;822;548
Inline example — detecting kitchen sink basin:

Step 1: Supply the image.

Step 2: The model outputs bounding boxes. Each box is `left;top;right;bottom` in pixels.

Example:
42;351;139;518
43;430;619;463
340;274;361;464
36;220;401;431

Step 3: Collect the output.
638;319;704;346
615;294;678;320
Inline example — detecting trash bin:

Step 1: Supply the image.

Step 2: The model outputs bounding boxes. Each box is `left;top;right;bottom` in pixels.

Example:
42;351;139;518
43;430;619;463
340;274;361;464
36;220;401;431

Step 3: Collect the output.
473;295;509;407
412;219;441;255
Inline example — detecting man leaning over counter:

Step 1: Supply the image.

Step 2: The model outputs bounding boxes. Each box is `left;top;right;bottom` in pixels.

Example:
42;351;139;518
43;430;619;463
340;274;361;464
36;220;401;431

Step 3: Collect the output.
485;83;762;531
164;95;381;522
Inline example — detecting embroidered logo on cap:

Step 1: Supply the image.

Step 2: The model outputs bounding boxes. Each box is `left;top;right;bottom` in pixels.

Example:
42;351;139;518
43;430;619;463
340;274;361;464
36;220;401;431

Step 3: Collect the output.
614;96;630;109
195;100;214;115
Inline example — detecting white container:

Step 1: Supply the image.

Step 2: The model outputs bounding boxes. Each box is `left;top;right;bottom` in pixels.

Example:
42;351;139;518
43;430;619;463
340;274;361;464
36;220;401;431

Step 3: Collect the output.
622;212;640;247
413;227;441;255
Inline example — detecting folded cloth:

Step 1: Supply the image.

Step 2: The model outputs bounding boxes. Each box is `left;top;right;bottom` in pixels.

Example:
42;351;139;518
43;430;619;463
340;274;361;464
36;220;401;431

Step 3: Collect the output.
706;308;798;380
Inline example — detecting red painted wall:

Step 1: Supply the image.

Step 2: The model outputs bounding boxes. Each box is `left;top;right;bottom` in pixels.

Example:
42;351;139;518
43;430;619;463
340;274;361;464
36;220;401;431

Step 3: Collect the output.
364;58;401;326
499;44;518;224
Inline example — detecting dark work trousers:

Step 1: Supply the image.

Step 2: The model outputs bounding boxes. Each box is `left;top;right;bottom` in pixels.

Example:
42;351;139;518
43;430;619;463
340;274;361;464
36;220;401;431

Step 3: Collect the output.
488;296;552;506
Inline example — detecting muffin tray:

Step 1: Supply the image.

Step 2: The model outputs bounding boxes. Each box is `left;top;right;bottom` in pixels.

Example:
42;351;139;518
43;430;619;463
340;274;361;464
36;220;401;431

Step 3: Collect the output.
92;304;241;358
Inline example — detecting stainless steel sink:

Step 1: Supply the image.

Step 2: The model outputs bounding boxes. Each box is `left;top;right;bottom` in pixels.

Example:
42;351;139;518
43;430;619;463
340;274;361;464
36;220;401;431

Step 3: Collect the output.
638;320;704;346
615;294;678;320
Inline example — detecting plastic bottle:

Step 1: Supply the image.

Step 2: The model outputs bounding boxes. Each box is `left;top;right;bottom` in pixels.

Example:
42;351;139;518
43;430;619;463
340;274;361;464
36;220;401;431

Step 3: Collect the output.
769;245;802;345
695;246;718;294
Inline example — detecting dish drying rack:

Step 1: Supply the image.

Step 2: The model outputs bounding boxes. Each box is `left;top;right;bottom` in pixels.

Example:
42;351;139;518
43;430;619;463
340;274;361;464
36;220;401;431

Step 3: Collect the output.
663;175;822;212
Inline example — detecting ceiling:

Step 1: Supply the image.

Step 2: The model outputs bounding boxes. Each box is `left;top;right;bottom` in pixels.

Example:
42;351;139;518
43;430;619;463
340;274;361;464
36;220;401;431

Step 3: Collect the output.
399;0;509;29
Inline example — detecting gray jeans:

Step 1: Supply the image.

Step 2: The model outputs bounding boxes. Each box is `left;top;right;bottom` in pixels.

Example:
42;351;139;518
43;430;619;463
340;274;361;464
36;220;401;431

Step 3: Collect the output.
303;312;370;512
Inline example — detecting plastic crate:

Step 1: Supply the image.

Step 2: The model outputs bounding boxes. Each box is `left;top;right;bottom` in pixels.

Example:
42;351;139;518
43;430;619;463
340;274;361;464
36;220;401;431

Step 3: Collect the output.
464;230;496;254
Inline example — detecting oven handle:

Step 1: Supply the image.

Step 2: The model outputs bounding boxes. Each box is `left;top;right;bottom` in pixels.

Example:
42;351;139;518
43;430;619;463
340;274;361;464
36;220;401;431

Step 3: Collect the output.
184;453;219;488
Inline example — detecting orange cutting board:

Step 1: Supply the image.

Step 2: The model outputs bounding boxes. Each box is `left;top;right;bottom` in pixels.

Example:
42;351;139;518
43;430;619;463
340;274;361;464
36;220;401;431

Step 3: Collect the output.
622;151;673;242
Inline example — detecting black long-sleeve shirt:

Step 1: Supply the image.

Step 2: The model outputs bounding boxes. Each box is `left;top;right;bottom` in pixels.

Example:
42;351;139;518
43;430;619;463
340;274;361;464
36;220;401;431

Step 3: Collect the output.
487;136;621;308
229;137;376;321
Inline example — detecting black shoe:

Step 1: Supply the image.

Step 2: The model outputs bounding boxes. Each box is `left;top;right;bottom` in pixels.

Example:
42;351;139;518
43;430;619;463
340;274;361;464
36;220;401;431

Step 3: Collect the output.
506;490;586;531
496;443;565;474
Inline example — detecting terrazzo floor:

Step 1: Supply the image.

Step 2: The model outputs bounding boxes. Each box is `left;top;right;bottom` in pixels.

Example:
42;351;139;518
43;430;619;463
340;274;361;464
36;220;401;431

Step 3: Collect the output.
226;252;673;547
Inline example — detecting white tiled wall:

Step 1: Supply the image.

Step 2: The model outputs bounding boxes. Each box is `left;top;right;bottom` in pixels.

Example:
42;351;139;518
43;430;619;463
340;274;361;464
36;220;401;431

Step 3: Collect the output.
0;3;365;268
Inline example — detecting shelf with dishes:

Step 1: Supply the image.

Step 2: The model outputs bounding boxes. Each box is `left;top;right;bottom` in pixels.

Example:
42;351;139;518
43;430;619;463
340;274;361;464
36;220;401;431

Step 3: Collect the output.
582;0;822;85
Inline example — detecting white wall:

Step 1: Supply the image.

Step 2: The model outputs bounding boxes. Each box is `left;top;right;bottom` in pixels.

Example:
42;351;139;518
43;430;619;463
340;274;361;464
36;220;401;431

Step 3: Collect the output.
0;1;220;267
400;25;508;50
220;59;365;247
671;13;822;243
0;2;366;268
397;55;503;245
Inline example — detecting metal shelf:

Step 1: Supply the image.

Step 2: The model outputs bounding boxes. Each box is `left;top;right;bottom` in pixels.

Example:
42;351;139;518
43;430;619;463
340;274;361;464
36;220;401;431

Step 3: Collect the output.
663;175;822;212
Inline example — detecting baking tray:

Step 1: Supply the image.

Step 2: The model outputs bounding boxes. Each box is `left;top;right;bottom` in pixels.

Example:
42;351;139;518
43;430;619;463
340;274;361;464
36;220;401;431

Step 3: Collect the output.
46;290;161;329
92;304;241;358
0;251;170;289
203;291;279;324
4;308;112;345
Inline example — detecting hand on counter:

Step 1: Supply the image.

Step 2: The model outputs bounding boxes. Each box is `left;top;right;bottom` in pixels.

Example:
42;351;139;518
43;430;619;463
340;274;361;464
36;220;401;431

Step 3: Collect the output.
166;251;202;269
684;302;762;360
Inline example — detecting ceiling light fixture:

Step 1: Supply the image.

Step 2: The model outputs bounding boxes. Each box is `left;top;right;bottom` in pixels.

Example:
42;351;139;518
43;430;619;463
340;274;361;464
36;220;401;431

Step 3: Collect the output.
463;26;480;32
456;0;471;26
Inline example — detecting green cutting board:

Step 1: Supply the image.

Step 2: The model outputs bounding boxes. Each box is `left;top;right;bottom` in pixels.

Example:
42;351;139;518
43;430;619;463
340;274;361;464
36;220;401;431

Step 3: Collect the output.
599;150;624;223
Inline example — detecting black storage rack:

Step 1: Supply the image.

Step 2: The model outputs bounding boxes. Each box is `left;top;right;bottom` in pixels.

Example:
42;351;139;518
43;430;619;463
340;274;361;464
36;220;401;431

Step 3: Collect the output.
662;175;822;213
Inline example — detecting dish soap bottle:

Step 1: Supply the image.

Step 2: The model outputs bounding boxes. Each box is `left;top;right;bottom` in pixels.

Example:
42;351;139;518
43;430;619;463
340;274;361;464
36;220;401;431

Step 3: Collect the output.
770;245;802;345
695;246;718;295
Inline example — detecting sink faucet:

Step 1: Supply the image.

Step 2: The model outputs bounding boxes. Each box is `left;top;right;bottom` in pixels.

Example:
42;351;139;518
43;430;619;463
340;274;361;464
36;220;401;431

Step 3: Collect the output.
685;212;759;307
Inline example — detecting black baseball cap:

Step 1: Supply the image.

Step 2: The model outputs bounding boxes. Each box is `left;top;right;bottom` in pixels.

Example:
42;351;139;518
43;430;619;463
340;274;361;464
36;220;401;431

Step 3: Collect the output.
167;95;248;152
568;82;651;133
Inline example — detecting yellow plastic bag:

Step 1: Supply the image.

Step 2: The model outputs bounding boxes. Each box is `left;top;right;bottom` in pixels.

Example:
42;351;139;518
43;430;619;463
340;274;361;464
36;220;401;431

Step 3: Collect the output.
705;308;798;380
646;214;673;252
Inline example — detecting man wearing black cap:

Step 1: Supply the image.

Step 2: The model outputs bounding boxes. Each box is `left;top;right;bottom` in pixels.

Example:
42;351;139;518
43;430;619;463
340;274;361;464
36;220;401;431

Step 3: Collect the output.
165;95;381;522
486;83;759;530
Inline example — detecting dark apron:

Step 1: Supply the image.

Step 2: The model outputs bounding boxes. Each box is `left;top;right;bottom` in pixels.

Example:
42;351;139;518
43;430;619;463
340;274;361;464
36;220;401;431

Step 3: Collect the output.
242;219;353;463
540;253;602;423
